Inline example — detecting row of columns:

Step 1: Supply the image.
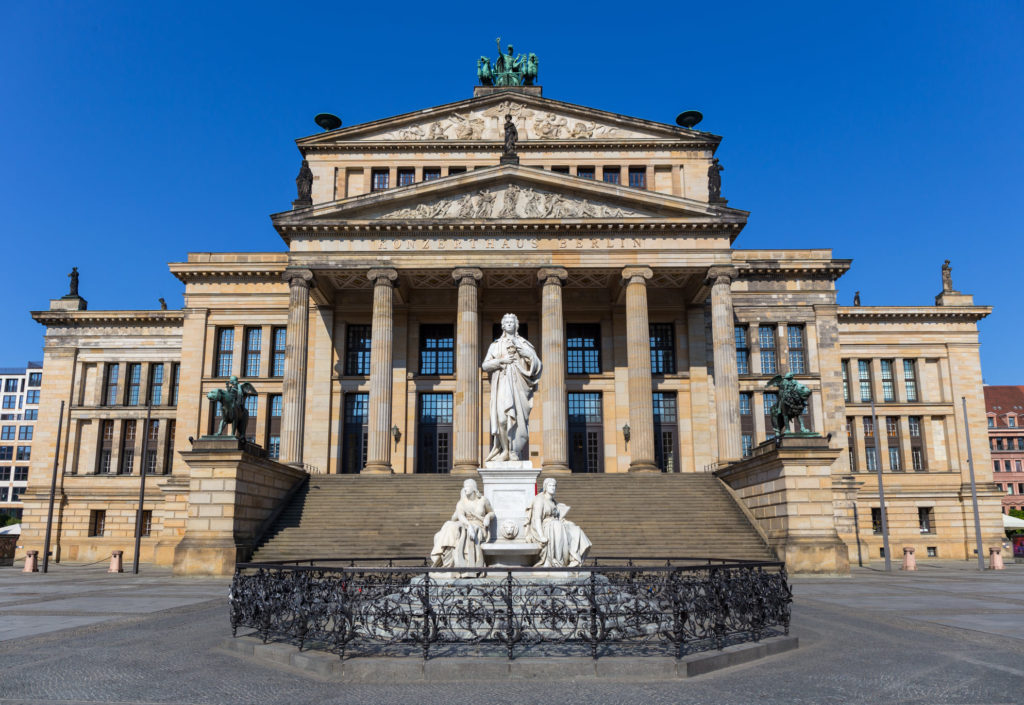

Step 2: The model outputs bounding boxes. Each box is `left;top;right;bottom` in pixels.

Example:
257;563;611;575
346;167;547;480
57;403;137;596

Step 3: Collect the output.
278;265;742;472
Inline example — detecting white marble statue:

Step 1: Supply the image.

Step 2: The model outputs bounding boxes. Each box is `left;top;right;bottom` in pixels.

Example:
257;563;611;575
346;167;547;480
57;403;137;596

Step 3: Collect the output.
524;478;592;568
482;313;542;462
429;479;495;569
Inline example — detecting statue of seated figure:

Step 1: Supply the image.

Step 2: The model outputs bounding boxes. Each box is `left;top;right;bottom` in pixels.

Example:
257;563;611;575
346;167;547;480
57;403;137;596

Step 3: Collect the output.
524;478;592;568
429;479;495;569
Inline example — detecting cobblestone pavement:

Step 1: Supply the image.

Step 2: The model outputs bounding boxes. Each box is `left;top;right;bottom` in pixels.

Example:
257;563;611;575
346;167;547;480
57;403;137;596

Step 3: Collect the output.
0;561;1021;704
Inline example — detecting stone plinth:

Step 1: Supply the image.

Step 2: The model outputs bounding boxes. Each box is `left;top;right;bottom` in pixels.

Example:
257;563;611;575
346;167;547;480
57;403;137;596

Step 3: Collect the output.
477;460;538;540
481;542;540;567
172;437;307;576
715;436;849;575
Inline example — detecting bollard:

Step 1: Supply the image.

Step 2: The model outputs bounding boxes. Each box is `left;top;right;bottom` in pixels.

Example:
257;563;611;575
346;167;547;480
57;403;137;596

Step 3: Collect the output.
23;550;39;573
109;550;124;574
901;546;917;571
989;547;1004;570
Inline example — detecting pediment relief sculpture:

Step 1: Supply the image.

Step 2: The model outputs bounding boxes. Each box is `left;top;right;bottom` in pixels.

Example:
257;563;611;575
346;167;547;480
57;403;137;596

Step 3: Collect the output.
355;101;651;142
376;184;647;220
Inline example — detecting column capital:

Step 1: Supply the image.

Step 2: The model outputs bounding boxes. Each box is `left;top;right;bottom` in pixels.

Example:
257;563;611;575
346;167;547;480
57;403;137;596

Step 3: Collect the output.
367;268;399;287
537;267;569;286
452;267;483;286
621;266;653;285
283;268;315;288
706;266;738;287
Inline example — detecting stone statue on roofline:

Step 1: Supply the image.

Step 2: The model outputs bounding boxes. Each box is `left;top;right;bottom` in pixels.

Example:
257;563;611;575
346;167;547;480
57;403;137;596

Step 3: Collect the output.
478;39;538;87
942;259;954;292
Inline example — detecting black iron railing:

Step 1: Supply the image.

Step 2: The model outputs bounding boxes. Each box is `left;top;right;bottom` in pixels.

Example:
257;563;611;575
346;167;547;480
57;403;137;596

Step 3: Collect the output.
229;557;790;660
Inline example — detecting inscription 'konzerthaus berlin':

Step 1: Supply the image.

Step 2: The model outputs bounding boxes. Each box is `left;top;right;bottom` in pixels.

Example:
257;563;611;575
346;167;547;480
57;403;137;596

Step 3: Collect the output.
17;73;1004;574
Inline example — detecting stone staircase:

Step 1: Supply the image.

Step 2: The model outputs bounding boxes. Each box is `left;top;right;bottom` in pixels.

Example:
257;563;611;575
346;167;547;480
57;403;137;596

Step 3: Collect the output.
250;473;776;563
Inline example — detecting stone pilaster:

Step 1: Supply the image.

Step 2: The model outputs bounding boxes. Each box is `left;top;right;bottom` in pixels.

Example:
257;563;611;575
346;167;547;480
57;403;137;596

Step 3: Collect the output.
280;269;313;466
364;268;398;474
622;266;658;472
538;267;570;474
452;268;483;475
709;266;742;463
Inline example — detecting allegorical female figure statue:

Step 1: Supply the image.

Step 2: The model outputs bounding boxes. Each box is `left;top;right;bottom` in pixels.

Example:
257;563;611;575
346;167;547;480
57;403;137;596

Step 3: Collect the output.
429;479;495;569
525;478;592;568
482;313;542;462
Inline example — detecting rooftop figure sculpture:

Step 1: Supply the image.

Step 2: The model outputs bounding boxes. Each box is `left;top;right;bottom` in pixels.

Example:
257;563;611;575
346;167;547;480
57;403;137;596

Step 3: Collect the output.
67;267;79;297
942;259;954;292
478;38;538;87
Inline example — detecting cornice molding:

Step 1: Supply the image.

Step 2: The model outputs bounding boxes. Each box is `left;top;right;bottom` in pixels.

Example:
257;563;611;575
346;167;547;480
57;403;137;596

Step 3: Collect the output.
837;305;992;322
32;310;185;325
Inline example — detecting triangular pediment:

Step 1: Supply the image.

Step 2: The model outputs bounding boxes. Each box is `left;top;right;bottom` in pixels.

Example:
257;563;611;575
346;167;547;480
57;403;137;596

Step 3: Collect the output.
297;92;718;145
273;165;747;228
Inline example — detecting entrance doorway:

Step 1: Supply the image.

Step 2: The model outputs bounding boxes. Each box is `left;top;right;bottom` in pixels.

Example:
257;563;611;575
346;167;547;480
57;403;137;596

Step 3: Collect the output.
417;393;453;474
568;392;603;473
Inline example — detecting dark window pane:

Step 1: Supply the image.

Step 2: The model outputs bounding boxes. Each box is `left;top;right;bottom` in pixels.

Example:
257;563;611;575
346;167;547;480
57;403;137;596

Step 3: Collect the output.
345;325;372;375
566;323;601;374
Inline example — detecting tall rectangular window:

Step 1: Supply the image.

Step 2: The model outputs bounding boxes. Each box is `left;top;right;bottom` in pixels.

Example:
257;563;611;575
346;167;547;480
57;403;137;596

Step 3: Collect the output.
119;421;135;474
735;326;750;375
141;510;152;537
918;507;934;534
149;363;164;405
841;360;850;402
243;396;258;443
342;393;368;473
3;380;16;392
568;392;604;474
145;420;159;474
787;325;806;374
909;415;925;471
170;363;180;406
858;360;872;402
739;392;753;457
271;327;286;377
244;327;262;377
126;363;142;406
886;416;901;471
0;426;12;440
653;392;678;472
344;325;372;375
763;392;779;438
268;394;282;460
863;416;876;471
163;420;175;474
880;360;895;402
27;372;41;387
846;417;857;471
98;420;114;473
419;324;455;375
89;510;106;537
105;364;120;406
871;508;882;534
566;324;601;374
649;323;676;374
903;360;918;402
216;328;234;377
602;166;620;184
759;326;777;375
628;166;646;189
397;168;415;186
417;393;454;474
371;168;389;191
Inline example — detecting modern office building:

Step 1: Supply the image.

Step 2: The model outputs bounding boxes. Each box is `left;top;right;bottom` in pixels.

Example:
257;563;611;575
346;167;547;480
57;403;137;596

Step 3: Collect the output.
0;362;42;519
985;385;1024;513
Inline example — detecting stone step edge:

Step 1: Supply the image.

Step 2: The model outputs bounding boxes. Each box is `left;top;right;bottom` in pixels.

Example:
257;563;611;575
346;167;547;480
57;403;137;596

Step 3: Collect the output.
218;634;798;682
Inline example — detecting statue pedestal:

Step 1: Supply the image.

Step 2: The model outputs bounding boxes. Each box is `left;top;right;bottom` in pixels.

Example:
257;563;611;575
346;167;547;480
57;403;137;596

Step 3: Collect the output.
477;461;538;542
481;542;540;567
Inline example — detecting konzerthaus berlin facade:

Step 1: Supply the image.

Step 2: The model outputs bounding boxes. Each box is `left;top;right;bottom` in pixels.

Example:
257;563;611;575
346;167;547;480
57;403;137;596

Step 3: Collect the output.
19;80;1004;573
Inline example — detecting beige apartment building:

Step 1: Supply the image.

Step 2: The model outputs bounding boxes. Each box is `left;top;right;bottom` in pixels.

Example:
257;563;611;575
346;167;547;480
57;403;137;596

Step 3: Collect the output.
18;80;1004;572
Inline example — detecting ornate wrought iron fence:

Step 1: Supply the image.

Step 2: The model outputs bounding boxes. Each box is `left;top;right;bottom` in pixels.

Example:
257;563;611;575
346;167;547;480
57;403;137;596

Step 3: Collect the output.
230;558;790;660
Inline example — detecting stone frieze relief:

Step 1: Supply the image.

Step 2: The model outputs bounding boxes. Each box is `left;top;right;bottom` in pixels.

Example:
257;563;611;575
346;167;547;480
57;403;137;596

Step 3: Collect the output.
377;184;644;220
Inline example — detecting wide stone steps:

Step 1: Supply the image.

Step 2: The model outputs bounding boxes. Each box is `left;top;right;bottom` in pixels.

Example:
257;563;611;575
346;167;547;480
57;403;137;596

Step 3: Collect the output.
251;473;775;563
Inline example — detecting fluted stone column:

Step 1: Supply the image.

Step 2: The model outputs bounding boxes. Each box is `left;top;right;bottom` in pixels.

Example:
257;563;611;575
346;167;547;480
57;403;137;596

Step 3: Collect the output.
452;267;483;475
709;266;742;462
539;267;570;474
622;266;658;473
280;269;314;466
363;268;398;474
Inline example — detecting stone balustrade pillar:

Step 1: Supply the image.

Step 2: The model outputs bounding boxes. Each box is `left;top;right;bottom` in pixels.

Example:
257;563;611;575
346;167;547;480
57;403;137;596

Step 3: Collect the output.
363;268;398;474
622;266;658;472
452;268;483;475
280;269;314;466
709;266;742;462
539;267;570;473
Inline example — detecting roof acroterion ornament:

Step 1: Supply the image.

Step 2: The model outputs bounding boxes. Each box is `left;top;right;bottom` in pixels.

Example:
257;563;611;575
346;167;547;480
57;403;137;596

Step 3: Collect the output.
478;38;538;87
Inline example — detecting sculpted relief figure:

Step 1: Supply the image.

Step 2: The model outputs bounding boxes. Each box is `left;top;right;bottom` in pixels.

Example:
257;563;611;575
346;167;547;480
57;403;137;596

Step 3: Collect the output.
379;186;644;220
525;478;592;568
430;479;495;569
482;313;542;462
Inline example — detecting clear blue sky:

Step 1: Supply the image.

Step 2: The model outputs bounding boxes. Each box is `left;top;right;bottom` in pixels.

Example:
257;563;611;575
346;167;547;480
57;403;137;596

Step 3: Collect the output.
1;2;1021;382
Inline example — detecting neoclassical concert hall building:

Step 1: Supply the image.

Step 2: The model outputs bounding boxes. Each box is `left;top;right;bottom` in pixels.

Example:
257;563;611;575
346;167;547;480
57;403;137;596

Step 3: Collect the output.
19;78;1004;573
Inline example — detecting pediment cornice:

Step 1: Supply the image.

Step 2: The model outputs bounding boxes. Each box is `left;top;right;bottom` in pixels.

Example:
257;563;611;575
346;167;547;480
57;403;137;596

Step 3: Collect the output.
272;164;747;236
296;92;720;151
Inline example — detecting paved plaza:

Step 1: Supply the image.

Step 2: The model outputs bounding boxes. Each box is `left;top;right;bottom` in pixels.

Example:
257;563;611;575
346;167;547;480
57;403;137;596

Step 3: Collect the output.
0;561;1020;704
